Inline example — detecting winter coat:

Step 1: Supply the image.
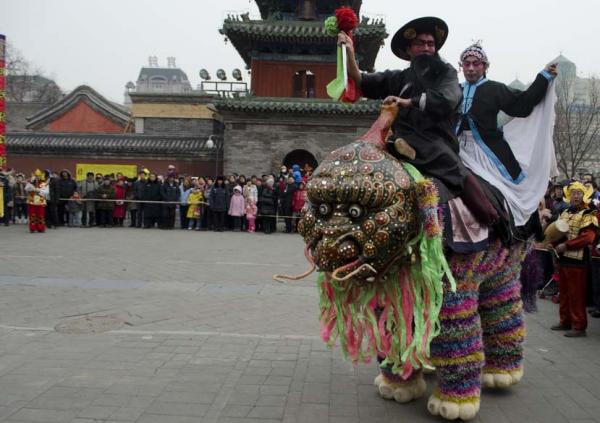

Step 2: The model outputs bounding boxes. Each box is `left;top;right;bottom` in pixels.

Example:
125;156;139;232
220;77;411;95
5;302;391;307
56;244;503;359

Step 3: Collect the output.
292;188;307;213
243;185;258;204
133;179;146;200
95;184;116;210
210;186;229;212
245;202;257;219
161;182;180;209
141;180;162;218
47;176;60;203
78;179;99;212
58;170;77;200
12;182;26;205
112;184;127;218
228;193;245;217
291;164;302;184
67;198;83;214
187;191;204;218
259;186;277;215
278;183;297;212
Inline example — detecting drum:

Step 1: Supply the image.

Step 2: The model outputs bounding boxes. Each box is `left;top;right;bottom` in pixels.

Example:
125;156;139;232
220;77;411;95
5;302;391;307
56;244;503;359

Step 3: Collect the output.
543;219;569;244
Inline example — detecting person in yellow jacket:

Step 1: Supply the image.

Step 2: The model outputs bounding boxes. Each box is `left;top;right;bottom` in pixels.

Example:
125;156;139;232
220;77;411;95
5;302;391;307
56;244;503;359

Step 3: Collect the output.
186;187;204;230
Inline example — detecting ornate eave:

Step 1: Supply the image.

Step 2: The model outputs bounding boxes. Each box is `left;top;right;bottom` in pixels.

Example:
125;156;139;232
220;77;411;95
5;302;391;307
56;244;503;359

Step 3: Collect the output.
26;85;130;130
6;132;215;158
254;0;363;19
220;19;387;72
214;96;380;115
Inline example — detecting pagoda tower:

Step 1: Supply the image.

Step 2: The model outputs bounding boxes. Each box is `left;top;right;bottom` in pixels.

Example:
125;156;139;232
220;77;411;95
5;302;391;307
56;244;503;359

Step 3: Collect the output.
220;0;387;98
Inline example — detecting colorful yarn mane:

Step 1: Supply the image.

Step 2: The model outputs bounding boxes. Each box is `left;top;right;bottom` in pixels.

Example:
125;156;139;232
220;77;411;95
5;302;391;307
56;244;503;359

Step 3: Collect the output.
307;105;455;379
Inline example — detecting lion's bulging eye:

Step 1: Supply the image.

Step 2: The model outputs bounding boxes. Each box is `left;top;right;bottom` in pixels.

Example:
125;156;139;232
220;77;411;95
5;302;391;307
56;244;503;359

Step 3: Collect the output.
348;204;364;219
318;203;332;216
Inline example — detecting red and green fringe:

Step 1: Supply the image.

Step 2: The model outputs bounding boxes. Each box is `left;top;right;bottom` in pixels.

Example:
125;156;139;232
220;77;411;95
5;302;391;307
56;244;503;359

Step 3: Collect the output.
317;163;454;379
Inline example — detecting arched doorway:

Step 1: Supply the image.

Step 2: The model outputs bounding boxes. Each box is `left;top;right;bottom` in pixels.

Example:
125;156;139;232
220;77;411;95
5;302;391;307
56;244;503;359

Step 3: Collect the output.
283;149;318;173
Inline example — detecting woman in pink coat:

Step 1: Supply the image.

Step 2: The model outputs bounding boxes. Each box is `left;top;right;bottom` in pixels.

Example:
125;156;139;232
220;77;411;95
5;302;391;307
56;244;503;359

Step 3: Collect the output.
228;185;245;231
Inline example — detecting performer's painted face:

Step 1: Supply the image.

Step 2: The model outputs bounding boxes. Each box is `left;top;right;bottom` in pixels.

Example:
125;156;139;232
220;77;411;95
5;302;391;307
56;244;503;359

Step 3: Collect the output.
298;141;420;281
407;34;436;59
461;56;488;83
570;189;584;207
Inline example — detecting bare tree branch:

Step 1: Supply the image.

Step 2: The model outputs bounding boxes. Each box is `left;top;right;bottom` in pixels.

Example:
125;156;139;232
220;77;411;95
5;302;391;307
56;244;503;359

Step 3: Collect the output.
553;73;600;178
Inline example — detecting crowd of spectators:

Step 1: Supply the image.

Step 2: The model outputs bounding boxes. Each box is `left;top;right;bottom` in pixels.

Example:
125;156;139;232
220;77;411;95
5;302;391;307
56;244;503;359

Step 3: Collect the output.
0;164;311;234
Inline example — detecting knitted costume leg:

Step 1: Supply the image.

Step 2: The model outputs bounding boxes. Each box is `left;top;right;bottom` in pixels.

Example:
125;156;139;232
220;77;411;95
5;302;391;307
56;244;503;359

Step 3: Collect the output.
480;242;526;388
428;250;486;420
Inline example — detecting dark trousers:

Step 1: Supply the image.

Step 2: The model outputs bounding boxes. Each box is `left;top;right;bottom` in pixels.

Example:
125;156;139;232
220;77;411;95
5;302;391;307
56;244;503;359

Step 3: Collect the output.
46;201;59;228
282;207;293;232
82;211;95;226
57;200;68;225
232;216;242;231
213;211;225;231
180;205;189;230
144;216;160;228
136;205;144;228
129;209;137;227
559;264;588;331
162;206;176;229
263;216;276;234
96;209;112;227
13;203;27;221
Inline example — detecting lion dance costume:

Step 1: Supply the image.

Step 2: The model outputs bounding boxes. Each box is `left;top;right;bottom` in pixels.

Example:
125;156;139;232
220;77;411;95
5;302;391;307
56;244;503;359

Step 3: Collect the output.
285;105;528;420
25;170;48;233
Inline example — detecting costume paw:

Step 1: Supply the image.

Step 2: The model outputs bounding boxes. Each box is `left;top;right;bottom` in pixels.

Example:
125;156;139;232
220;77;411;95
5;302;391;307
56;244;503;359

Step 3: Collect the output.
374;372;426;403
482;368;523;389
427;394;480;421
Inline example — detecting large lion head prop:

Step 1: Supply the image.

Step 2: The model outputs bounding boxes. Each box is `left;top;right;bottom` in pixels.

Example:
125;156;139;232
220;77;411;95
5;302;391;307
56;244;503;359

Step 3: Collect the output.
281;105;454;379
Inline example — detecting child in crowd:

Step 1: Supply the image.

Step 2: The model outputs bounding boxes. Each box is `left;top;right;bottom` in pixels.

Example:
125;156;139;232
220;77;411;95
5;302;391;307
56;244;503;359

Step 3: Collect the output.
186;186;204;230
228;185;245;231
67;192;83;227
292;181;307;232
245;197;257;233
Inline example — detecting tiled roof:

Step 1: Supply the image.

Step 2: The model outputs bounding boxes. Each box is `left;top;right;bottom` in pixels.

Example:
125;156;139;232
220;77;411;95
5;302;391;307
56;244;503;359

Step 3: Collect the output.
214;97;380;115
7;132;216;157
26;85;131;130
220;20;387;72
254;0;362;19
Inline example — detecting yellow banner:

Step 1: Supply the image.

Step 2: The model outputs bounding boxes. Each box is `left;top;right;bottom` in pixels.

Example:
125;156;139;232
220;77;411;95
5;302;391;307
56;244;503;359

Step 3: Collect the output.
75;164;138;181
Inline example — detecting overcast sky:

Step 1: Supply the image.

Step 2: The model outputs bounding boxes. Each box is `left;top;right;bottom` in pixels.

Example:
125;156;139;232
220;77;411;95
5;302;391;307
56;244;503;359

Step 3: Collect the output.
1;0;597;103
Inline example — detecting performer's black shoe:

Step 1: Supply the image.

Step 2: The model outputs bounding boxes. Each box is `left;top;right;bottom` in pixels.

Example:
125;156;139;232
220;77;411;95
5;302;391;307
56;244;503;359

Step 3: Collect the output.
550;324;571;331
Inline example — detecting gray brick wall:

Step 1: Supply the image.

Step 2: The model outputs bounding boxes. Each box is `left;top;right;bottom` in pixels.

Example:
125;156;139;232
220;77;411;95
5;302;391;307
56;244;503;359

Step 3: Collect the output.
220;112;378;176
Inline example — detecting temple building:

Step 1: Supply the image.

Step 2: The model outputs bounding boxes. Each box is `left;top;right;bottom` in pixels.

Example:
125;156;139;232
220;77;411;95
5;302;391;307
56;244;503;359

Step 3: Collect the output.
214;0;387;175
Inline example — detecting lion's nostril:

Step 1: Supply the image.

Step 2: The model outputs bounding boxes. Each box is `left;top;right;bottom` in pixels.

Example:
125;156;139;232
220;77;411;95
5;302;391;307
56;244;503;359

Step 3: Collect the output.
338;240;360;261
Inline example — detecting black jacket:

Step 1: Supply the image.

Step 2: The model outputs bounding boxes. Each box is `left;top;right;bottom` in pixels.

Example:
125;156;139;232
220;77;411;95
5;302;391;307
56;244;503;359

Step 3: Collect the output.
361;55;466;192
277;183;297;211
142;180;162;218
457;73;551;180
259;186;277;215
210;186;229;212
161;182;180;208
58;171;77;200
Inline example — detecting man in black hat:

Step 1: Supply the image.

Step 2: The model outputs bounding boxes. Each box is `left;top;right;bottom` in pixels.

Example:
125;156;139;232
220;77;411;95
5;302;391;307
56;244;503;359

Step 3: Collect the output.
339;17;498;224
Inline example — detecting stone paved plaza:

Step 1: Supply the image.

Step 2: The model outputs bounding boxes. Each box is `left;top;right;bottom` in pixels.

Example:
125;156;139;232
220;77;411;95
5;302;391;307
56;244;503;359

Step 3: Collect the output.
1;225;600;423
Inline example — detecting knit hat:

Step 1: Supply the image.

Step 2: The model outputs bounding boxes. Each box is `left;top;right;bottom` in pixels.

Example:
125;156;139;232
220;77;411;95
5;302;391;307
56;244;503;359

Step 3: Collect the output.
460;41;489;64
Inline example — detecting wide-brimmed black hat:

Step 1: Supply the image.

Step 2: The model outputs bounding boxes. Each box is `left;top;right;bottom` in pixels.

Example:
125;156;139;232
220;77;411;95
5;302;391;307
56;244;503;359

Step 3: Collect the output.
391;17;448;61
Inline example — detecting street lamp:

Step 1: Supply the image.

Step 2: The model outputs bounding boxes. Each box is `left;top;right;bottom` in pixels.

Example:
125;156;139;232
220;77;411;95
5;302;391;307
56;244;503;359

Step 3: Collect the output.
206;135;219;178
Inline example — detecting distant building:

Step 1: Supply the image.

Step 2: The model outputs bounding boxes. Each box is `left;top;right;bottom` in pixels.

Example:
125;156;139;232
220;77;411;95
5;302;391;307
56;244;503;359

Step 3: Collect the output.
5;74;62;132
130;56;193;96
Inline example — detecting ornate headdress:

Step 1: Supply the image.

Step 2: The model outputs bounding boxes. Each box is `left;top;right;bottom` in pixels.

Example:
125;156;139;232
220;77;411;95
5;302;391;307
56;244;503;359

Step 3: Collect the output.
460;41;489;64
32;169;45;181
564;181;594;204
